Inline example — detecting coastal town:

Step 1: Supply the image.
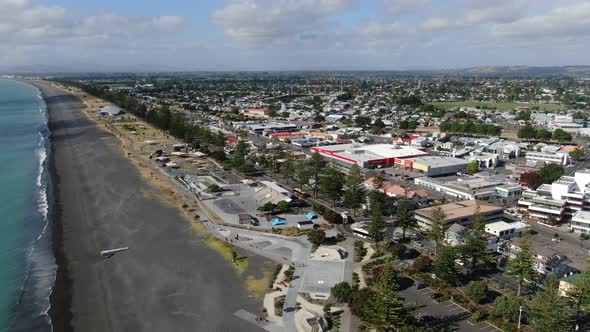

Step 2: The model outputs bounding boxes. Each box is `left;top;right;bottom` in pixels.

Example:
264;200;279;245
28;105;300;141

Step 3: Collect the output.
39;73;590;332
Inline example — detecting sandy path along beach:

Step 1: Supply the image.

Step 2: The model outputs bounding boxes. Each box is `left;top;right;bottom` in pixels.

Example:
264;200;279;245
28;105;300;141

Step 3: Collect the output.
32;81;265;332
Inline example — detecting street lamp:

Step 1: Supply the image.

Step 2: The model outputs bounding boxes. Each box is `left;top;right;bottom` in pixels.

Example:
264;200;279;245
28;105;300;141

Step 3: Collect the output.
518;305;523;330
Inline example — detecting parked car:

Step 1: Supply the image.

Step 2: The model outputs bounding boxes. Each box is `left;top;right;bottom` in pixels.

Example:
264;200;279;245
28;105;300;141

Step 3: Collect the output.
415;281;426;290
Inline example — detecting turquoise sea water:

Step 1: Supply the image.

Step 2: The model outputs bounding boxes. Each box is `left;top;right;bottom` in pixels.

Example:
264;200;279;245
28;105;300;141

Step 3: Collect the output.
0;80;54;332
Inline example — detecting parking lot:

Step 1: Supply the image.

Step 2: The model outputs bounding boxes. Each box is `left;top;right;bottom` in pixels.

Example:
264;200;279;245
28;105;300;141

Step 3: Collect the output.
399;278;502;332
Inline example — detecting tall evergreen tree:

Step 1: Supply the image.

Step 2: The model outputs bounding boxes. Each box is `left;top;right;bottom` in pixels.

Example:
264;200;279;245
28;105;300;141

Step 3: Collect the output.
308;151;324;198
294;163;311;190
566;260;590;328
506;232;537;296
232;140;248;169
428;206;446;256
395;200;417;240
343;164;366;216
529;275;575;332
319;165;344;207
372;264;410;330
433;246;459;284
368;178;386;243
281;155;294;184
458;205;489;268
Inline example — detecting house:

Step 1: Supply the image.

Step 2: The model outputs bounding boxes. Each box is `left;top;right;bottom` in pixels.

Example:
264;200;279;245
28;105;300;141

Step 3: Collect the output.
498;240;575;277
445;224;469;246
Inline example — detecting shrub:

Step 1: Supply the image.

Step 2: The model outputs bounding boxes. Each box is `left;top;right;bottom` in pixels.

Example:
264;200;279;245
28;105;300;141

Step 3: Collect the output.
331;282;353;303
391;243;407;259
464;280;488;304
491;296;522;323
412;256;432;272
469;310;486;324
307;229;326;246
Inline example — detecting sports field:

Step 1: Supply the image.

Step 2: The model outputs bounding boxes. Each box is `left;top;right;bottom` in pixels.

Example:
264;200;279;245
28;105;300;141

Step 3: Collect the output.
431;101;565;111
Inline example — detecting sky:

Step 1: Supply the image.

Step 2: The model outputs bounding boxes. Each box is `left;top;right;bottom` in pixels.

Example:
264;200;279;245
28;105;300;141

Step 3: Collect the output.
1;0;590;71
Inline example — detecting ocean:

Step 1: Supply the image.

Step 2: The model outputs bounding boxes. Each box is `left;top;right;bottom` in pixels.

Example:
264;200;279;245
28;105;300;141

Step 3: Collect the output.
0;80;55;332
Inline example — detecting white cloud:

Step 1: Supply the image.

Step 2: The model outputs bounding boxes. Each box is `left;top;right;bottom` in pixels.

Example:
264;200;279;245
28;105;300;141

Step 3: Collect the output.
0;0;186;47
211;0;356;46
492;2;590;39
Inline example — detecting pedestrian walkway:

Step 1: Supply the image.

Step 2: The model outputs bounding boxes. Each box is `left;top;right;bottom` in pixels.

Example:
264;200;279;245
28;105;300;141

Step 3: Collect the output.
234;309;283;332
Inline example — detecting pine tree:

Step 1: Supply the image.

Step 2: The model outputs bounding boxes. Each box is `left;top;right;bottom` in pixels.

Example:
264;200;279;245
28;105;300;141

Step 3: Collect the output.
368;180;386;244
433;246;459;284
529;275;574;331
506;232;537;296
458;205;489;268
373;265;409;330
566;260;590;328
428;206;446;256
395;200;417;240
308;152;324;198
280;155;294;184
294;164;311;190
319;165;344;207
343;164;366;216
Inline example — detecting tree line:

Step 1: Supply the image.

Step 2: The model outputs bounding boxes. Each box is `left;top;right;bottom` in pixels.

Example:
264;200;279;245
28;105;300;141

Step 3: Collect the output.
439;121;502;136
54;80;228;160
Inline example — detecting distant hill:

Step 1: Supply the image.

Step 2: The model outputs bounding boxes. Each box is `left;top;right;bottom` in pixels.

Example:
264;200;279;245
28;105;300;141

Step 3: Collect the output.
2;64;590;78
455;65;590;77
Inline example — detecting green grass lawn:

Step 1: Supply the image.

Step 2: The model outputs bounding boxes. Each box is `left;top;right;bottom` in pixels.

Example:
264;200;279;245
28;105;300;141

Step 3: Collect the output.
431;101;565;111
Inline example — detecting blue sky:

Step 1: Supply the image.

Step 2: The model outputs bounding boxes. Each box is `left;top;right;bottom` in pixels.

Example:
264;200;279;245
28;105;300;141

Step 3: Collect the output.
1;0;590;71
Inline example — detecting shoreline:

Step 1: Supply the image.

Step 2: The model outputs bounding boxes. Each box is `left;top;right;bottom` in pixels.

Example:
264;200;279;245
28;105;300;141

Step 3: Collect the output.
27;81;267;332
45;97;74;332
20;79;75;332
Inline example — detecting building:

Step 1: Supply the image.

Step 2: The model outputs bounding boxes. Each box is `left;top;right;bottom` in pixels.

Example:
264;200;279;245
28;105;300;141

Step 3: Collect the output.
414;200;504;230
415;175;521;201
260;181;292;202
518;170;590;223
525;151;569;166
310;143;428;168
496;184;524;198
407;156;469;176
245;122;299;134
485;220;528;239
571;210;590;234
364;178;428;204
467;152;500;169
498;240;574;277
242;108;270;118
98;106;124;116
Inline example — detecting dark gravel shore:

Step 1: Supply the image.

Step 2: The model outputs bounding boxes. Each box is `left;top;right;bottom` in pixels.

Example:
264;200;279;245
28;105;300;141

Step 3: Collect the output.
32;81;263;332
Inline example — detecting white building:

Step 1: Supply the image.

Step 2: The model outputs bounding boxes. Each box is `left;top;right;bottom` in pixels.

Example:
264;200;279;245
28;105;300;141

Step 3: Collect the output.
518;170;590;223
571;210;590;234
485;221;528;239
525;151;569;166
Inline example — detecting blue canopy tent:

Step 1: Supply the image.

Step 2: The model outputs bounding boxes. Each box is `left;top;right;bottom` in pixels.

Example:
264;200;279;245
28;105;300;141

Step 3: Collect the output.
271;217;286;226
306;212;317;220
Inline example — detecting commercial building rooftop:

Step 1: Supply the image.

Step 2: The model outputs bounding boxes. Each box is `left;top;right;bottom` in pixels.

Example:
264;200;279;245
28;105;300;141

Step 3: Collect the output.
311;143;428;166
415;200;503;222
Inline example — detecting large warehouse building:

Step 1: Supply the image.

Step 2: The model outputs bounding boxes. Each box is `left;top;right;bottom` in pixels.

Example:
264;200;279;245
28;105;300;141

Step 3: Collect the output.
407;156;470;176
310;143;428;168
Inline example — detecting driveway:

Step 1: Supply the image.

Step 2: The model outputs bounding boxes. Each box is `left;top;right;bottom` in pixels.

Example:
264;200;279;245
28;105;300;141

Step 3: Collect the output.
399;278;502;332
